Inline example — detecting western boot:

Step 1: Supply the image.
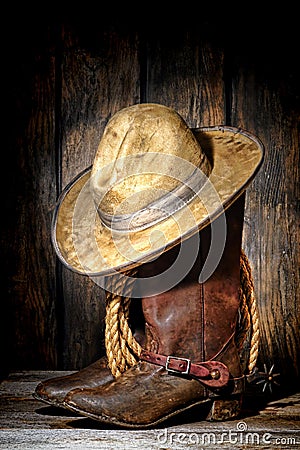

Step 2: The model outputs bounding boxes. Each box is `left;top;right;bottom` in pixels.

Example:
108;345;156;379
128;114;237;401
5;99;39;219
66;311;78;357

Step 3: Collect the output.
62;196;246;427
33;316;145;407
33;356;114;407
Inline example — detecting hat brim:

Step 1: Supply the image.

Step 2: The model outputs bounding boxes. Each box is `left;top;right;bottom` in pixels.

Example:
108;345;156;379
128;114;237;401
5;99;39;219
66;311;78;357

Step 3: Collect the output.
52;126;264;277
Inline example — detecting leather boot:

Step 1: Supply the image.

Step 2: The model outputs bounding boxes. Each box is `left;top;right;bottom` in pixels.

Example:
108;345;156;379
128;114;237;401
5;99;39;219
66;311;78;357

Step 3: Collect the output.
62;196;246;427
33;356;113;407
33;324;145;407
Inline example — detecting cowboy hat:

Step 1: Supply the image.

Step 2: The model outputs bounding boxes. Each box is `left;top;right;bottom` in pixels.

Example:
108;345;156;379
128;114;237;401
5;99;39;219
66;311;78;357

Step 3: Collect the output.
52;103;264;277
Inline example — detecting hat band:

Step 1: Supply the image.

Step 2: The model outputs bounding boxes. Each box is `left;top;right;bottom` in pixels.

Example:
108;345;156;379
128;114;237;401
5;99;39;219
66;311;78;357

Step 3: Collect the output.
98;168;207;233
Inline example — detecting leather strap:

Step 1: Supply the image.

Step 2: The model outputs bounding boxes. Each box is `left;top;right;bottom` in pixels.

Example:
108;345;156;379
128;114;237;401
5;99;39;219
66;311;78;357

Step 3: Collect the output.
140;349;230;388
98;166;208;233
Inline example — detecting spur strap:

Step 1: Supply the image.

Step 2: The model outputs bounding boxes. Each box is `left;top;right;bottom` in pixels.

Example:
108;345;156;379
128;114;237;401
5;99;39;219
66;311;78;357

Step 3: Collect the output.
140;349;230;389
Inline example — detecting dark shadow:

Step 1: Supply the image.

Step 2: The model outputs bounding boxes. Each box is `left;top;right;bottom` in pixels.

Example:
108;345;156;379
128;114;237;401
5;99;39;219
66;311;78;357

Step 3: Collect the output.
66;417;136;430
35;405;81;417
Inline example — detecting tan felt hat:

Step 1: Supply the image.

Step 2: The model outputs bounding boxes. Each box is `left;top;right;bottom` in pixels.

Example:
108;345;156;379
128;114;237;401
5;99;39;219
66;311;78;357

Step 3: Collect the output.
52;103;264;277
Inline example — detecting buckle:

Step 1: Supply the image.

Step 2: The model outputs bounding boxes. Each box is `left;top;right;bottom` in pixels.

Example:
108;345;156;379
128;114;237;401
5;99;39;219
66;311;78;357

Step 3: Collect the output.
166;355;191;375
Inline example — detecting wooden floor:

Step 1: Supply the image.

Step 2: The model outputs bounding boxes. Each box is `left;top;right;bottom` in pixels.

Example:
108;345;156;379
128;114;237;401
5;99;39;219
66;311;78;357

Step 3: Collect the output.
0;371;299;449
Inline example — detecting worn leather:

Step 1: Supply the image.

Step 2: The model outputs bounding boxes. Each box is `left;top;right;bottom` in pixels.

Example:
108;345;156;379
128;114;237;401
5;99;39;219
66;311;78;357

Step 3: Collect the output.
139;350;230;388
33;326;145;407
62;196;246;427
33;356;114;407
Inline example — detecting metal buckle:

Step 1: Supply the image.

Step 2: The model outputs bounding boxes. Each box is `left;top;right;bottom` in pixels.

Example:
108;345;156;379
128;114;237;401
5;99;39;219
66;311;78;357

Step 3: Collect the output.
166;355;191;375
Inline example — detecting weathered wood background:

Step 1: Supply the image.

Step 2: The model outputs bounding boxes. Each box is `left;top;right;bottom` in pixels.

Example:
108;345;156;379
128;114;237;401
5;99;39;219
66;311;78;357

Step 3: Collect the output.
2;15;299;391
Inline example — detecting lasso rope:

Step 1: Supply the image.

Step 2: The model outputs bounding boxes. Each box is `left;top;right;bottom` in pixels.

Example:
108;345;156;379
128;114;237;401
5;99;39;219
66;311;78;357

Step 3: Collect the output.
239;249;260;373
105;250;259;378
105;270;142;378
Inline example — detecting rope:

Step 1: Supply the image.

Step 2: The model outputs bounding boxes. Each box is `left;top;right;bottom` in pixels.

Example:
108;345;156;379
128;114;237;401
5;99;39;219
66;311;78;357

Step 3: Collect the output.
235;286;251;353
105;269;141;378
104;250;259;377
239;249;260;373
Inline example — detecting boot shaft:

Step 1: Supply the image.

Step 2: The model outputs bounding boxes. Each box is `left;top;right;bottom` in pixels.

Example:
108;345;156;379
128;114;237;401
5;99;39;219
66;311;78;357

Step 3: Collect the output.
138;194;245;367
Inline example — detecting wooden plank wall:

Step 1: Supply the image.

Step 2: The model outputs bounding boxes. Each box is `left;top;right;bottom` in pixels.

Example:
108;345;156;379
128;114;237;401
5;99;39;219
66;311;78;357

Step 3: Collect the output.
3;17;299;390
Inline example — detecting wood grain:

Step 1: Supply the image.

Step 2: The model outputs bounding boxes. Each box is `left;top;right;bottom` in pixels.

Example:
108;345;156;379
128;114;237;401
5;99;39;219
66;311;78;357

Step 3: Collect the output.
231;39;300;387
3;23;58;370
144;30;225;126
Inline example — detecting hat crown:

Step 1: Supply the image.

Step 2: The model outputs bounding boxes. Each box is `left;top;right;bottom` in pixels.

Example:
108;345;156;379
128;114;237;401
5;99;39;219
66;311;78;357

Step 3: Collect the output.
90;103;211;218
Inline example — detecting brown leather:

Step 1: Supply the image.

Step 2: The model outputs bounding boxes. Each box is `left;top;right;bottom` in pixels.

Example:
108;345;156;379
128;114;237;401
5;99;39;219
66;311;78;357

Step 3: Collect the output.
139;350;230;388
33;356;114;407
33;311;145;407
63;195;246;427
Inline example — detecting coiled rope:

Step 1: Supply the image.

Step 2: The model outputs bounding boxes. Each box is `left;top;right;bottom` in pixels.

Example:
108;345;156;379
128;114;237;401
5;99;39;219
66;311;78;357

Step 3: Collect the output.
105;250;259;378
105;270;142;378
238;249;260;373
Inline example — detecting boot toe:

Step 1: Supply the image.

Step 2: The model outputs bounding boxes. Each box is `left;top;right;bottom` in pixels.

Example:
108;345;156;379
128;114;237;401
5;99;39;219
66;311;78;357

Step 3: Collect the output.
32;357;114;408
33;380;67;406
63;386;126;425
63;388;100;417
